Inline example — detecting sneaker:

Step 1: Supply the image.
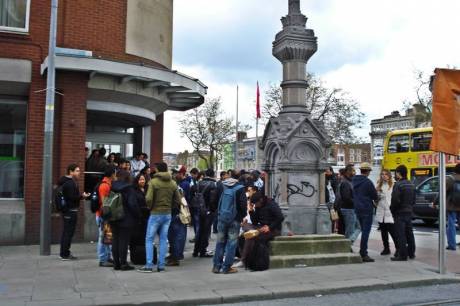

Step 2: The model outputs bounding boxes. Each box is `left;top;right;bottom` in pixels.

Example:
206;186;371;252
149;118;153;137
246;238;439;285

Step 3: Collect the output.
137;266;153;273
232;261;244;268
391;256;407;261
60;254;77;261
380;249;391;256
361;255;375;263
166;259;180;266
446;246;456;251
120;264;135;271
192;252;199;258
409;255;416;259
224;267;238;274
199;253;213;258
212;266;220;274
157;267;165;273
99;261;114;267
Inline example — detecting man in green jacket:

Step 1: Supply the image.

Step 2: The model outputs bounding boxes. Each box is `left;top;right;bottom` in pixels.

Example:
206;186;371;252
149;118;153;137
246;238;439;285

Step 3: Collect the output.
138;162;181;273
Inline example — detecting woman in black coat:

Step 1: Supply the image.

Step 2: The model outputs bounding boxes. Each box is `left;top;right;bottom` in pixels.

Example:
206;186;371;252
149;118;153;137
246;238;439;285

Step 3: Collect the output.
110;170;141;271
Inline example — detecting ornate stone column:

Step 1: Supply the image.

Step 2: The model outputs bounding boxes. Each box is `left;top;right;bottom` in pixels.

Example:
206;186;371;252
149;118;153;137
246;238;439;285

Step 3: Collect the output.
261;0;332;235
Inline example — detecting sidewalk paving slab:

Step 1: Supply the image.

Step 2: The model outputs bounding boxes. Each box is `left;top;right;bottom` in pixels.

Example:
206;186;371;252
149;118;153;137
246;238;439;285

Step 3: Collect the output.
0;242;459;306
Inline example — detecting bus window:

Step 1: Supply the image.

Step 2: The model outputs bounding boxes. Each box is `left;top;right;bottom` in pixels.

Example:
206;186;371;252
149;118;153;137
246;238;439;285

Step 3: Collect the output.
388;134;409;153
411;132;432;152
411;168;432;186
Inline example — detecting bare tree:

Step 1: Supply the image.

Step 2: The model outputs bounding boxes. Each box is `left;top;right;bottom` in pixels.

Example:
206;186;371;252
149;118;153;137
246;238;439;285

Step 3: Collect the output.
263;73;364;144
402;69;433;125
179;97;235;170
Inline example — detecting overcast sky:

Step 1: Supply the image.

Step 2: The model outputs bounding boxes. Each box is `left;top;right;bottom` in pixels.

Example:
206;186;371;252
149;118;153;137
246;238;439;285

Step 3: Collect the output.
164;0;460;153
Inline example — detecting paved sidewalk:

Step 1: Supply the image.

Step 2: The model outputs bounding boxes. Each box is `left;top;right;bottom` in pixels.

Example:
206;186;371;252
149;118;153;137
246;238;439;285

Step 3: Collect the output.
0;240;458;306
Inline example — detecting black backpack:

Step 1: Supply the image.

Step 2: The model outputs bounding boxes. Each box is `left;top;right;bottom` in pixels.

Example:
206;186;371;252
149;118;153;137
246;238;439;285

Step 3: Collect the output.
90;181;107;213
191;182;214;216
245;239;270;271
53;184;66;212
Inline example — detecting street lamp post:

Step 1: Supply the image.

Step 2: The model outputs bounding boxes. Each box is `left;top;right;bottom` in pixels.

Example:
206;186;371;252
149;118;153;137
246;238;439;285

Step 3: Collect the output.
40;0;59;256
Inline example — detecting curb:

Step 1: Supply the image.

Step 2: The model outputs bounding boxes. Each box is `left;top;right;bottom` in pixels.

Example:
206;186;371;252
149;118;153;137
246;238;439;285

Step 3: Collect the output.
96;277;460;306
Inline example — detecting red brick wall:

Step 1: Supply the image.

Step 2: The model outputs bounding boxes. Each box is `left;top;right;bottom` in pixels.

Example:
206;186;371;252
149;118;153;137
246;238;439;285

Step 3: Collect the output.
150;114;164;164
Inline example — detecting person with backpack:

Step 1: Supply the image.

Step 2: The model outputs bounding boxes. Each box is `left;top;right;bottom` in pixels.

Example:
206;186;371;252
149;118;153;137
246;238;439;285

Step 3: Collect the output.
193;168;219;258
57;164;90;260
95;165;116;267
390;165;416;261
239;191;284;271
212;171;247;274
138;162;182;273
167;166;190;267
434;163;460;250
109;170;141;270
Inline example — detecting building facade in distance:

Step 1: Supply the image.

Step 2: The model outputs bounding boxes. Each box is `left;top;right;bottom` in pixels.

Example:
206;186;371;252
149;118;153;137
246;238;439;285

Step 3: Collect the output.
332;143;371;167
369;110;416;166
0;0;206;244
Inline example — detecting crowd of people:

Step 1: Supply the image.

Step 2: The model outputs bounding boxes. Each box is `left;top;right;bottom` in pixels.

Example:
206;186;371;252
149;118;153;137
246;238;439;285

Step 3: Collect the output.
57;147;283;274
327;162;460;262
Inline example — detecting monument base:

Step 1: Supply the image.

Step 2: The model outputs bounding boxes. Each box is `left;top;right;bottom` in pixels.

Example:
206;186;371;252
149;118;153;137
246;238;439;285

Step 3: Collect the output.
280;204;332;235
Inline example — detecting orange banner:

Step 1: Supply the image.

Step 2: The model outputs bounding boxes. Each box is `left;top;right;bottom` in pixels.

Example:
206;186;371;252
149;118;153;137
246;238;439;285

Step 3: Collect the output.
430;68;460;155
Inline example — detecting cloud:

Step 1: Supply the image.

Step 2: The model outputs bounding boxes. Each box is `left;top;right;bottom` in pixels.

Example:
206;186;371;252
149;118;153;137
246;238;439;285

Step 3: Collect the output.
165;0;460;153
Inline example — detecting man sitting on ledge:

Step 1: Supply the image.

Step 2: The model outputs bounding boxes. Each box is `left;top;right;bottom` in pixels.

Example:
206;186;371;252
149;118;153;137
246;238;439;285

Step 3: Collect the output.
236;191;284;270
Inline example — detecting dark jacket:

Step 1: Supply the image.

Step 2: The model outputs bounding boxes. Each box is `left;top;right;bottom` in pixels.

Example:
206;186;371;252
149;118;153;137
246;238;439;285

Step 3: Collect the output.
111;181;141;228
249;199;284;232
196;177;219;212
352;175;378;213
390;179;416;215
178;178;191;204
336;176;354;209
220;178;247;223
58;176;82;210
434;174;460;212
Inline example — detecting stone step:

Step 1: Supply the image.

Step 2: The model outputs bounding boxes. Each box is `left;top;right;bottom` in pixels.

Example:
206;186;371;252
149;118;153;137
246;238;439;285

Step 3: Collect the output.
274;234;345;241
270;253;363;269
270;239;351;255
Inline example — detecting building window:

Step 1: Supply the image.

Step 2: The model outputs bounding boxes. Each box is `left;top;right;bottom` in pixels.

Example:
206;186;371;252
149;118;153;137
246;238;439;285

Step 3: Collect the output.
349;154;355;162
0;100;27;198
0;0;30;33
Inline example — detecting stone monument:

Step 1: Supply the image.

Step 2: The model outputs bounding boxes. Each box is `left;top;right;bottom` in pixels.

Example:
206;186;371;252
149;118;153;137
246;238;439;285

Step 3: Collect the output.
261;0;332;235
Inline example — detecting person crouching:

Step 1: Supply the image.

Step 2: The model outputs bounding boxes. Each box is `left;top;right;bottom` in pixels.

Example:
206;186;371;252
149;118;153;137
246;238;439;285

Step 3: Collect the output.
238;191;284;271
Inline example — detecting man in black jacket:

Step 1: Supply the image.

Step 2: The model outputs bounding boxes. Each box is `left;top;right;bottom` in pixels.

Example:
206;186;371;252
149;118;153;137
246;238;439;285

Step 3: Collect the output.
58;164;90;260
390;165;416;261
239;191;284;267
193;168;219;258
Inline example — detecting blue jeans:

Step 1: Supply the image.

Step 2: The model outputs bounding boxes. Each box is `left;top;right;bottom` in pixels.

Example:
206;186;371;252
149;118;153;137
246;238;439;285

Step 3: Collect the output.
341;208;361;243
447;211;459;250
213;220;240;272
96;216;111;263
355;211;374;257
168;214;187;260
145;214;171;269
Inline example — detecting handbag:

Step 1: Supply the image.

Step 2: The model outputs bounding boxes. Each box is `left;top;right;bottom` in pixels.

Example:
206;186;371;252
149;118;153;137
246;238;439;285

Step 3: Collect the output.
179;196;192;225
329;209;339;221
102;223;113;245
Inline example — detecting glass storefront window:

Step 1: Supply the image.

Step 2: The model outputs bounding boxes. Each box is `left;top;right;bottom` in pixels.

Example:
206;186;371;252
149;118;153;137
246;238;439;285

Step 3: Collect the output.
0;0;30;32
0;100;26;198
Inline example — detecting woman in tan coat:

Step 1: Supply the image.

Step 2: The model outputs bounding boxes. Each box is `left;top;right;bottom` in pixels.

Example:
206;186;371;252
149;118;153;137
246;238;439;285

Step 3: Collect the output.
376;170;397;255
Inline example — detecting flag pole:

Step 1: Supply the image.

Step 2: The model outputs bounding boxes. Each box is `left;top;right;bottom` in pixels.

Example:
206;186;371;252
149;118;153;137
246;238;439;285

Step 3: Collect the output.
235;85;239;170
255;116;259;170
438;152;447;274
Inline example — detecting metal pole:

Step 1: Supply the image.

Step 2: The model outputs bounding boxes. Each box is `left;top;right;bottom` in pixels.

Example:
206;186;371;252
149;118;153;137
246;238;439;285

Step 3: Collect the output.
438;152;447;274
40;0;59;256
255;116;259;169
235;85;239;170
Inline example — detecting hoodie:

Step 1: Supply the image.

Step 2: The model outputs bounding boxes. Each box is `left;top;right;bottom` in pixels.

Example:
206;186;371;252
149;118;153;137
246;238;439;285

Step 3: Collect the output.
352;175;378;213
57;176;82;210
111;181;141;228
220;178;247;223
146;172;181;215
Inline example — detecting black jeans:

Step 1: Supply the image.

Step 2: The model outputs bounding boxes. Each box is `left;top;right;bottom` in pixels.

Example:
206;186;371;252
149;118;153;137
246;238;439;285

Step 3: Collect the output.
394;213;416;259
111;225;132;267
60;210;78;257
194;211;215;256
379;222;397;251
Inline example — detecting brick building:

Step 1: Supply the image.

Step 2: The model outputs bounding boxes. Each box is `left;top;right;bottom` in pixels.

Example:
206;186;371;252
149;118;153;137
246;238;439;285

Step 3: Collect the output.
332;143;371;167
0;0;206;244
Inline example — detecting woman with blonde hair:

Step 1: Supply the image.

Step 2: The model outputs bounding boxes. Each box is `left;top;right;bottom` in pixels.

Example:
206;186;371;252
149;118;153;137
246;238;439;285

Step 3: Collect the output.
376;169;397;255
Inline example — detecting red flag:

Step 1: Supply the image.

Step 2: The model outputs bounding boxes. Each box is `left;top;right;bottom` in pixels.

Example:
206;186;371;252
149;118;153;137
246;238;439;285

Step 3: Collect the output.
256;82;261;119
430;68;460;155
